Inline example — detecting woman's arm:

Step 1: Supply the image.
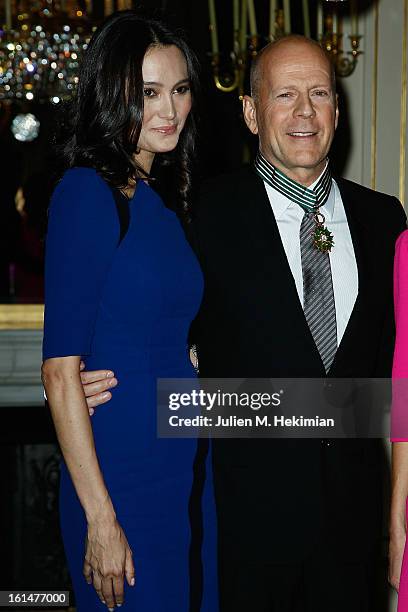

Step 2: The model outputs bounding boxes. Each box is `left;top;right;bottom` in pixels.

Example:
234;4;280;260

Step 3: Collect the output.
390;230;408;591
42;356;135;609
42;356;113;520
390;443;408;590
42;169;137;609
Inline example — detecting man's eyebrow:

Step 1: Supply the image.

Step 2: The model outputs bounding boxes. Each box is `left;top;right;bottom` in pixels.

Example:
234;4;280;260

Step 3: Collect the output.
274;83;331;89
143;78;190;87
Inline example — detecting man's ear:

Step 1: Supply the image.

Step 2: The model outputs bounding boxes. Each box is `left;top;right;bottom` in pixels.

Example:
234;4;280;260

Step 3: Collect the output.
243;95;258;135
334;93;339;131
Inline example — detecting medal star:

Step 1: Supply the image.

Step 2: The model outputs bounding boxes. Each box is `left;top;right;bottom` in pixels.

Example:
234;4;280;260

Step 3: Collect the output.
313;225;334;253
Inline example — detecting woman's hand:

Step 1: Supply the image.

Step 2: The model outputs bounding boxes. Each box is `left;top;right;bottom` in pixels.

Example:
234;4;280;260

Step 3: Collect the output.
389;525;406;591
83;508;135;610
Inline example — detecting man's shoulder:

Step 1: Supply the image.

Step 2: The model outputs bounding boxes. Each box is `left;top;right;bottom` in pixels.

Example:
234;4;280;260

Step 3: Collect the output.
336;176;401;210
194;165;263;221
336;176;406;228
198;165;259;198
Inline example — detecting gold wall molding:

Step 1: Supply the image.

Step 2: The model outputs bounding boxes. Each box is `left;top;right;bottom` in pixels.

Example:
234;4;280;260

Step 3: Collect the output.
370;0;379;190
0;304;44;330
400;0;408;204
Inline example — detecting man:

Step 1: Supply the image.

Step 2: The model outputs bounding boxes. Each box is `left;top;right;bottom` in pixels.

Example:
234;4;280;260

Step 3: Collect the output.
79;36;406;610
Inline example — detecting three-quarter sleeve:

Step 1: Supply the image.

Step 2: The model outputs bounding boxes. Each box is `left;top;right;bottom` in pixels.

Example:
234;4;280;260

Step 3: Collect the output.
42;167;119;359
391;230;408;441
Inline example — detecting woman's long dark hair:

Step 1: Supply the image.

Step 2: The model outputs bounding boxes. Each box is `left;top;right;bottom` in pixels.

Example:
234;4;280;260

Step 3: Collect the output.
59;10;201;216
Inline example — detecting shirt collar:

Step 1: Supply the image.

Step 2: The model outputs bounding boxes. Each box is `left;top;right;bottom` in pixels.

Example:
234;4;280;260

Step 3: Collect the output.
259;159;335;221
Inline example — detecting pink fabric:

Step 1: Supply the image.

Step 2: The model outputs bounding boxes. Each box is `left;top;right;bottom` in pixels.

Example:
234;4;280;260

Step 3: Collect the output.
393;230;408;379
392;230;408;440
392;230;408;612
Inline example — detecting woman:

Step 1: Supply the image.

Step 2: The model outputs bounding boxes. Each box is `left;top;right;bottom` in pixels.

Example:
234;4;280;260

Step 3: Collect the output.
42;11;217;611
390;229;408;611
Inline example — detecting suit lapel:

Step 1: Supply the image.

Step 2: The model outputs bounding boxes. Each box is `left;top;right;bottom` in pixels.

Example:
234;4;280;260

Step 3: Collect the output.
329;177;367;375
241;168;325;372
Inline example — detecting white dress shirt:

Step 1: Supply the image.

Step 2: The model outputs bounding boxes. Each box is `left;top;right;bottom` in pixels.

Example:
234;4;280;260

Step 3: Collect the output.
263;169;358;344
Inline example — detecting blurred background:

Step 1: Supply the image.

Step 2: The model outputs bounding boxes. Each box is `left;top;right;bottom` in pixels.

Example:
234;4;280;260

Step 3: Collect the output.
0;0;406;609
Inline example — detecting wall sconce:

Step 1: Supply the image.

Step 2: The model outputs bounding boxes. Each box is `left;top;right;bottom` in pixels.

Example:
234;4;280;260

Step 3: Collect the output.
208;0;363;98
320;0;362;77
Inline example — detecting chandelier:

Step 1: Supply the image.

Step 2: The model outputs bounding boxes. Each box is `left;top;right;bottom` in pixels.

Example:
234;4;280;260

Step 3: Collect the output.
0;1;93;104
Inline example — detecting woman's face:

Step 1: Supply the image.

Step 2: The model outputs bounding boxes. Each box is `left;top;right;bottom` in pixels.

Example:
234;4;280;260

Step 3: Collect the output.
136;44;192;169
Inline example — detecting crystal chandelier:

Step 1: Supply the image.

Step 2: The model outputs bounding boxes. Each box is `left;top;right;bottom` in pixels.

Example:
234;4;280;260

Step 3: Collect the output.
0;1;92;104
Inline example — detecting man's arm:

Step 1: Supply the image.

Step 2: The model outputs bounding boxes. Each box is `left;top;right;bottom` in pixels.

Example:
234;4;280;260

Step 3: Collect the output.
79;350;199;412
80;188;208;412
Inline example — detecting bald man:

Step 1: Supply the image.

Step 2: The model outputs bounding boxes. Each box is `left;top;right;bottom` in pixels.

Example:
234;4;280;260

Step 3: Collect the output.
80;37;406;610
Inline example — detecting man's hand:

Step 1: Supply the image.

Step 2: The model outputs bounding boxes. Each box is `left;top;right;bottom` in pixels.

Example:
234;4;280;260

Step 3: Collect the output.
80;361;118;416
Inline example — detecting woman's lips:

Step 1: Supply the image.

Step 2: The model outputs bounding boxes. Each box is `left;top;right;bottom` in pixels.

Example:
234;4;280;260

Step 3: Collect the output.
152;125;177;135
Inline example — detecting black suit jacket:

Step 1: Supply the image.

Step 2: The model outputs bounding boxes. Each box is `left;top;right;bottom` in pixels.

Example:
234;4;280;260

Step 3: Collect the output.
190;165;407;564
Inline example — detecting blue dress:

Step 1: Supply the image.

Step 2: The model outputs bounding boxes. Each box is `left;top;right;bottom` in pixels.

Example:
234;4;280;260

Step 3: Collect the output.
42;168;218;611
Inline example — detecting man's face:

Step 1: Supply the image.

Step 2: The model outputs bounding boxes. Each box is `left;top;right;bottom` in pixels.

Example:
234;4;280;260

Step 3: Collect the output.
243;41;339;185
